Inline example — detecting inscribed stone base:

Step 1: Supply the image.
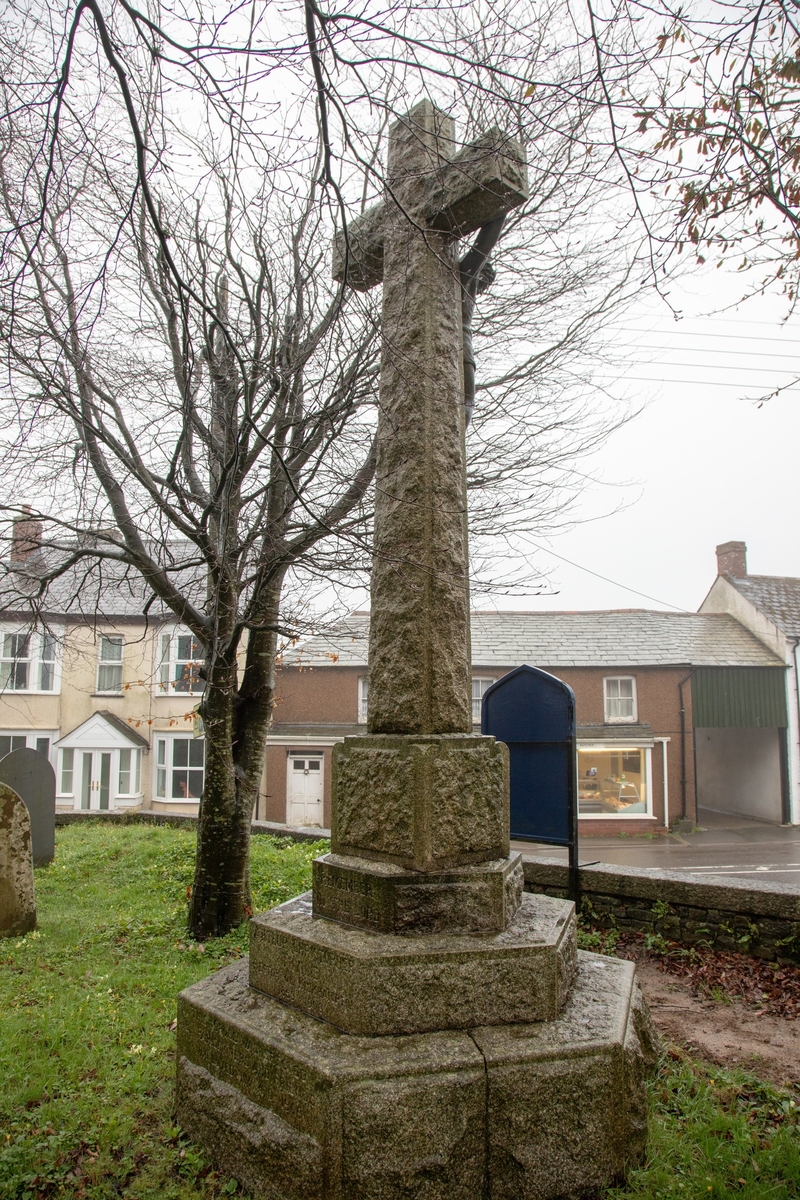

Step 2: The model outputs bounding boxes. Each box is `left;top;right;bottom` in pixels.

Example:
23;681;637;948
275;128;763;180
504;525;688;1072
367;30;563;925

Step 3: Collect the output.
331;734;509;871
249;891;575;1035
312;850;523;934
0;783;36;937
176;951;658;1200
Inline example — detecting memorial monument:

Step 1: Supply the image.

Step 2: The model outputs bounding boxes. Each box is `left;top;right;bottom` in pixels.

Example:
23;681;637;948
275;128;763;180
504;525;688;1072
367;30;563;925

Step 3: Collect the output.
177;100;657;1199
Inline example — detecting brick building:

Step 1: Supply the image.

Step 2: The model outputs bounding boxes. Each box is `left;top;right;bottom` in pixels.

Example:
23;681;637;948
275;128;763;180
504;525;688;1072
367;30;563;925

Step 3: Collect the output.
263;609;786;834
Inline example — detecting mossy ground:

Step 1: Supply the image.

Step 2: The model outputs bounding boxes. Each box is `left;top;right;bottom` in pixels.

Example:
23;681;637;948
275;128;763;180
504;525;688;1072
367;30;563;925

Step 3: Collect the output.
1;824;798;1199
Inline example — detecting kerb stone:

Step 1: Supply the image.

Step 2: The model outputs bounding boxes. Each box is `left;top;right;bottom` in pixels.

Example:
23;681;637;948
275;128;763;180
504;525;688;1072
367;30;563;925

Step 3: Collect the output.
0;783;36;937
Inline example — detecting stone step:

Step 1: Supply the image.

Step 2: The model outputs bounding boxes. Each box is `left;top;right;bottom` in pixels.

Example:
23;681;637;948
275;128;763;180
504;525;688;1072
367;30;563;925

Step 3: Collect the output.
176;950;658;1200
248;890;576;1036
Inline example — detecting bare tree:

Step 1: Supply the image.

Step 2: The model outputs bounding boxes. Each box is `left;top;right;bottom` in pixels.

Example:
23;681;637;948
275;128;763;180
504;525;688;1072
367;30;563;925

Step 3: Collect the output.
0;0;655;936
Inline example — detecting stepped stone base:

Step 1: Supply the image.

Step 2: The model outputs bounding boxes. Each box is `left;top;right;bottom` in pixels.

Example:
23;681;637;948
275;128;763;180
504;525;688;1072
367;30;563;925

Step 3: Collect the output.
312;851;523;935
176;950;659;1200
249;890;576;1035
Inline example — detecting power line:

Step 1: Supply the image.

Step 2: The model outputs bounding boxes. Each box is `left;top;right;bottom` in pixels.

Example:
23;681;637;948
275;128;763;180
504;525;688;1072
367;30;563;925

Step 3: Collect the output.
591;375;800;391
617;361;800;375
517;535;688;612
629;331;800;345
632;344;800;360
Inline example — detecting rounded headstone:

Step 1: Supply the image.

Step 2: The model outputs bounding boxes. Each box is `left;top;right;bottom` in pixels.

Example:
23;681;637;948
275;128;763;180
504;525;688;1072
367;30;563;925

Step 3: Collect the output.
0;748;56;865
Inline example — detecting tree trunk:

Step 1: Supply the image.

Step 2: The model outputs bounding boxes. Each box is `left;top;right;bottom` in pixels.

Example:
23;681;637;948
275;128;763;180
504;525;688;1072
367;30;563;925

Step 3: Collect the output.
187;580;284;939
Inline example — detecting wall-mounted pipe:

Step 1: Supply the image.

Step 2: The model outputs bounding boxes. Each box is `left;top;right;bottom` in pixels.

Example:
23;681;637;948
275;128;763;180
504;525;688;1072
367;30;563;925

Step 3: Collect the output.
678;671;694;822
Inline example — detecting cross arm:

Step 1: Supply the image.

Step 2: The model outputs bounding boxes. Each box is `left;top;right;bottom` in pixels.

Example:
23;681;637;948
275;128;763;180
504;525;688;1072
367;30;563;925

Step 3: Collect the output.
332;127;528;292
427;128;528;238
332;200;385;293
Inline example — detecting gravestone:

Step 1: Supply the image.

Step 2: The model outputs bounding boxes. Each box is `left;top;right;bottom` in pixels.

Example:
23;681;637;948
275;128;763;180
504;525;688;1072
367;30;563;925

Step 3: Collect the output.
177;100;657;1199
0;748;56;866
0;783;36;937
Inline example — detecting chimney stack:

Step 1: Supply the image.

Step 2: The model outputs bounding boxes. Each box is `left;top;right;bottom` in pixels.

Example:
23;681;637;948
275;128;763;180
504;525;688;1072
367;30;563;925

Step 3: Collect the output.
11;507;43;563
716;540;747;579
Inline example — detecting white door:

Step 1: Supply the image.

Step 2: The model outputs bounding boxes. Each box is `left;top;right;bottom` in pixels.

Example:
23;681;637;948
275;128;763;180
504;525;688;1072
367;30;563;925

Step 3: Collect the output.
79;750;112;811
287;756;323;827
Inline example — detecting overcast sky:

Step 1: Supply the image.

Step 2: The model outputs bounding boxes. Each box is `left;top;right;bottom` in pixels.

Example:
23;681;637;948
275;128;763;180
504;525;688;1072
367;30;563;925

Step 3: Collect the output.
490;267;800;616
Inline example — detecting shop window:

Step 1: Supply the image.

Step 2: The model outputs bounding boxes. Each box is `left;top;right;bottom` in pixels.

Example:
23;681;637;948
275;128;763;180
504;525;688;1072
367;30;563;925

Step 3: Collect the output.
577;746;650;817
97;635;124;693
472;678;494;723
155;736;205;800
604;676;637;723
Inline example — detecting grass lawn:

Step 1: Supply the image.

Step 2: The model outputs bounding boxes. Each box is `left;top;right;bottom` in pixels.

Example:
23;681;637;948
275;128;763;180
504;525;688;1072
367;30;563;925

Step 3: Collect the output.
0;824;798;1199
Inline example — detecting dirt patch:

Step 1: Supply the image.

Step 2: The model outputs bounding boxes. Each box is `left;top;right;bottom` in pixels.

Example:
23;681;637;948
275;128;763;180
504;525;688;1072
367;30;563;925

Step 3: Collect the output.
631;959;800;1090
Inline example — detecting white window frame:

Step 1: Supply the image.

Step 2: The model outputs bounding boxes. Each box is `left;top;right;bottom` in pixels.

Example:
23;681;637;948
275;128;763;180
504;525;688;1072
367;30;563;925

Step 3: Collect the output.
472;678;495;724
117;747;142;797
603;676;638;724
357;675;368;723
577;743;654;820
154;734;205;803
0;627;61;694
96;634;124;694
0;729;57;763
59;746;75;797
56;745;143;803
158;627;204;695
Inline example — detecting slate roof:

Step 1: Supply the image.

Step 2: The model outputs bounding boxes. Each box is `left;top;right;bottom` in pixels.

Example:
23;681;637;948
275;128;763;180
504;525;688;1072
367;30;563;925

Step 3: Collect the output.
279;610;784;669
726;574;800;639
0;543;206;621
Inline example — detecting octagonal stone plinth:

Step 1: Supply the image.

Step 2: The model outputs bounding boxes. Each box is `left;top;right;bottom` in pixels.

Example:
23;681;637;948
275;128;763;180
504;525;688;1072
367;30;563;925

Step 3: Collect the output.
312;851;523;935
249;891;576;1036
331;734;509;871
176;951;658;1200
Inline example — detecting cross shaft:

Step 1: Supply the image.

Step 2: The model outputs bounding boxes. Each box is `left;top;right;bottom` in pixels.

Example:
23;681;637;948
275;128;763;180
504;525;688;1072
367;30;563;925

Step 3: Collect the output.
335;101;527;735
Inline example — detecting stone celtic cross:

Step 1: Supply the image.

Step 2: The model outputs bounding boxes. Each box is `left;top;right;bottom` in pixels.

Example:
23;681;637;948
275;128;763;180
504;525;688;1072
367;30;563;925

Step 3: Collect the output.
333;100;528;736
177;102;656;1200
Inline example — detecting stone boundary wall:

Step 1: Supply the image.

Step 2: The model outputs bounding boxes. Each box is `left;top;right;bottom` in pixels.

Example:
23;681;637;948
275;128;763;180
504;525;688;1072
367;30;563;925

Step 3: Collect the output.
54;810;331;846
53;815;800;962
523;857;800;963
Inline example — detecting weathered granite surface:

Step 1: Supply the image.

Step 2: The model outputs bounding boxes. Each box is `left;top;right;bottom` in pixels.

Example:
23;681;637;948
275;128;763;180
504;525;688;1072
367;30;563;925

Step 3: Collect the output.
177;951;657;1200
249;891;576;1035
331;733;509;870
0;783;36;937
313;850;522;935
177;99;655;1198
367;102;472;737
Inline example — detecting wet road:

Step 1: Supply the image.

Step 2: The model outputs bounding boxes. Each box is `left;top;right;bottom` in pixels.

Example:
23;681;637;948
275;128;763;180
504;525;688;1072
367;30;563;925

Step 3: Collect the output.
511;809;800;887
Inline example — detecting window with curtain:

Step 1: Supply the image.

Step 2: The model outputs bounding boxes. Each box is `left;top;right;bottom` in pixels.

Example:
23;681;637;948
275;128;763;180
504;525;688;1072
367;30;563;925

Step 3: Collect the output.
97;635;124;693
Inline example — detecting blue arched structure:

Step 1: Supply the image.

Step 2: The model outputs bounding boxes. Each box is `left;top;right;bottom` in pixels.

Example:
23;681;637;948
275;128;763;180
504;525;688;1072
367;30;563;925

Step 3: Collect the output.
482;664;578;896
